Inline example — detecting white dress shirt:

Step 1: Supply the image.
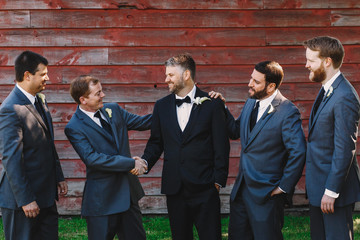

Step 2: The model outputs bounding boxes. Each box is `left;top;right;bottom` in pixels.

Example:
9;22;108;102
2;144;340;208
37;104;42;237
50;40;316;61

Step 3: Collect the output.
255;89;278;122
176;85;196;131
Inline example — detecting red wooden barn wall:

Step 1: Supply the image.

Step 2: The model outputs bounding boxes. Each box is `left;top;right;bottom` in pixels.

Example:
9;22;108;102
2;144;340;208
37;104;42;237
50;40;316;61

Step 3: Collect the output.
0;0;359;215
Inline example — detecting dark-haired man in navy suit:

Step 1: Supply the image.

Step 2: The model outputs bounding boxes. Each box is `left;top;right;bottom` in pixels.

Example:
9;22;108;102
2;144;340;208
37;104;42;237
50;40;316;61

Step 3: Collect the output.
139;53;229;240
65;75;151;240
304;36;360;240
0;51;67;240
211;61;306;240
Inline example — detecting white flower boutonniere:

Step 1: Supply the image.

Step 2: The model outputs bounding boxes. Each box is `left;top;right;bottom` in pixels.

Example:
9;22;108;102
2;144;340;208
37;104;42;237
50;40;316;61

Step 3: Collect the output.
194;96;211;105
325;86;333;99
105;108;112;118
267;104;275;114
38;93;46;104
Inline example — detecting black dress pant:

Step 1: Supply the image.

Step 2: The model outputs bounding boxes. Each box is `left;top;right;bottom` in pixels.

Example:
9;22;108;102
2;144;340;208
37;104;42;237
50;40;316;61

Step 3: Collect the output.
1;203;59;240
166;186;221;240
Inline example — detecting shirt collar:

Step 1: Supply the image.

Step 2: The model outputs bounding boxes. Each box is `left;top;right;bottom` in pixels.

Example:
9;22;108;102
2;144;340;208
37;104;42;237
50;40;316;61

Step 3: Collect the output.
79;106;99;119
258;89;278;110
16;84;36;105
323;71;341;92
175;84;196;102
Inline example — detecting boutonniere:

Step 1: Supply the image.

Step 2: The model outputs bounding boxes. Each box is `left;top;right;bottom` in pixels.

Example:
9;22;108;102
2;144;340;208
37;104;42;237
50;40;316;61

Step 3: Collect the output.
325;86;333;99
105;108;112;118
38;93;46;104
194;96;211;105
267;104;275;114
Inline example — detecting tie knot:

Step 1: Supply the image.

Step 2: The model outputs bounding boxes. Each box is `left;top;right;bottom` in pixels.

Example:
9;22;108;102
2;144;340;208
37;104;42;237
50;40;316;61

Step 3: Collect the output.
254;101;260;109
175;96;191;107
94;111;101;119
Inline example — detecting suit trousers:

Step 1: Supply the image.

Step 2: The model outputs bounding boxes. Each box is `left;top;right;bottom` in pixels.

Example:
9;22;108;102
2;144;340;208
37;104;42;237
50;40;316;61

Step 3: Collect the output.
1;204;58;240
309;204;354;240
86;202;145;240
166;186;221;240
228;183;285;240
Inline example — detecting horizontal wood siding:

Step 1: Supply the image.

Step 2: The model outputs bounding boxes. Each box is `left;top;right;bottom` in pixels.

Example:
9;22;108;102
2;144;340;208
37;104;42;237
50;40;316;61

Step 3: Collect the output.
0;0;359;215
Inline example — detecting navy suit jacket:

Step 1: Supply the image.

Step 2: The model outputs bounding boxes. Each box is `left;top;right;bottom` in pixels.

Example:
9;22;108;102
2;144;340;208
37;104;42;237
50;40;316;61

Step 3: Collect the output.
0;86;64;209
64;103;151;216
228;91;306;204
142;87;230;194
306;74;360;207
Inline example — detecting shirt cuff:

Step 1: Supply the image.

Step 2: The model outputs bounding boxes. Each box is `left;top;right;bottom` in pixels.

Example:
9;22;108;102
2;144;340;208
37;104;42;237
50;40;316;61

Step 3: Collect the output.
215;183;222;188
278;186;286;193
325;189;339;198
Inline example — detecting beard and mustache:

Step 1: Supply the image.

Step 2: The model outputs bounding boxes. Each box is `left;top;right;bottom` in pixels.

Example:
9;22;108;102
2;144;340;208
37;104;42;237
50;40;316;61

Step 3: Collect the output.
309;62;327;83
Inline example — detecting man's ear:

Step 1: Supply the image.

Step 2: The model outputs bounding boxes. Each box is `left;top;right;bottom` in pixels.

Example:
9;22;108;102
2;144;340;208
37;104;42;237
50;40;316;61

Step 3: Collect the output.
24;71;31;82
324;57;333;68
183;69;191;81
79;96;86;105
267;82;276;93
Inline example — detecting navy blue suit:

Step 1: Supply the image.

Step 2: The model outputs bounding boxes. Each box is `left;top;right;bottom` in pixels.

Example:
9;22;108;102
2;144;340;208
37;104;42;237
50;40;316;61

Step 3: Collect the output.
142;87;229;240
65;103;151;239
227;91;306;240
0;86;65;239
306;74;360;240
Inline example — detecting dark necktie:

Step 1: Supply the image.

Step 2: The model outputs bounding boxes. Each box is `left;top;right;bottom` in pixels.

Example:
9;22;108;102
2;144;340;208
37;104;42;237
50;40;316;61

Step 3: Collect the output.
250;101;260;131
175;96;191;107
34;97;46;123
311;87;325;122
94;111;112;135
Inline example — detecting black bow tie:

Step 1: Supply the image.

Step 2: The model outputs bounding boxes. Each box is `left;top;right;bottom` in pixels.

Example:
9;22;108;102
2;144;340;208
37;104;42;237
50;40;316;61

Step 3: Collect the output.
175;96;191;107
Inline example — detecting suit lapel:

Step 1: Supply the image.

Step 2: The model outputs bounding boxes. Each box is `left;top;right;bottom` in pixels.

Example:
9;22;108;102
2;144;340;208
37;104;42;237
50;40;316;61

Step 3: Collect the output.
308;75;343;135
38;95;54;139
169;94;184;138
75;107;113;141
181;87;203;142
243;93;280;151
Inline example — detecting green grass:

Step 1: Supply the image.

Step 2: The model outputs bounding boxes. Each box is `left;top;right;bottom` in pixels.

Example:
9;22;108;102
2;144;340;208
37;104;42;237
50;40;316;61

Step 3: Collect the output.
0;214;359;239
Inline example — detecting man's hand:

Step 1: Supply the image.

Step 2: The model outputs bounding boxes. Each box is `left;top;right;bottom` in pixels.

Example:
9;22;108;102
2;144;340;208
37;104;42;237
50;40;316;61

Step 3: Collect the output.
270;187;283;197
130;156;148;176
321;194;335;214
58;181;68;196
215;184;220;192
208;91;226;103
22;201;40;218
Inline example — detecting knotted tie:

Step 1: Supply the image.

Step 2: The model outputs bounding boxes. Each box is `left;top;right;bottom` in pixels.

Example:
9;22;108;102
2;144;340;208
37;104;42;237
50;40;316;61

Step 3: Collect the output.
175;96;191;107
94;111;112;135
34;97;46;123
250;101;260;131
311;87;325;123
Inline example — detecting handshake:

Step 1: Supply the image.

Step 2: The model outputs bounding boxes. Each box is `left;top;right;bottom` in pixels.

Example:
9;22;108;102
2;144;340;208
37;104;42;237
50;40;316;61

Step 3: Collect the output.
130;156;148;176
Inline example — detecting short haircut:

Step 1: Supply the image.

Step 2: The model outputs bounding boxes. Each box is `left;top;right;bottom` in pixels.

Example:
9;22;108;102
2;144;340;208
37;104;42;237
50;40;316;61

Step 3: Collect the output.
254;61;284;89
303;36;344;69
15;51;48;82
70;75;99;104
165;53;196;80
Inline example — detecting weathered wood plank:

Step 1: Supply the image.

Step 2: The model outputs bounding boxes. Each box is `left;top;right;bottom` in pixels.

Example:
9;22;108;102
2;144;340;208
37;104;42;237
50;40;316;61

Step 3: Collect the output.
0;48;107;66
266;27;360;45
0;29;266;47
0;0;263;10
1;46;360;67
0;11;29;28
331;10;360;27
1;64;359;86
1;0;359;10
29;10;331;28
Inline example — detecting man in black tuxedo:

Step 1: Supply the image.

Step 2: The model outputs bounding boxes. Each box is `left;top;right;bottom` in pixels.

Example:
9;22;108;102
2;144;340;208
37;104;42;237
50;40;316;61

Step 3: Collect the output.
139;53;229;240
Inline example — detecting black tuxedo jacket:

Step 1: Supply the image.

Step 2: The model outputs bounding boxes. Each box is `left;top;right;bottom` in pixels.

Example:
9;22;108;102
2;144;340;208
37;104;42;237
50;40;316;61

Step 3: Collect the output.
143;87;229;194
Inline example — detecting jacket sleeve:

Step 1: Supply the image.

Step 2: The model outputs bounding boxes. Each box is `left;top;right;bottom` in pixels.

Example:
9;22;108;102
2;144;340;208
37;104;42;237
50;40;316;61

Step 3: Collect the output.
325;93;360;193
0;107;36;207
117;104;152;131
64;125;135;172
212;99;230;187
278;104;306;193
142;102;164;171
